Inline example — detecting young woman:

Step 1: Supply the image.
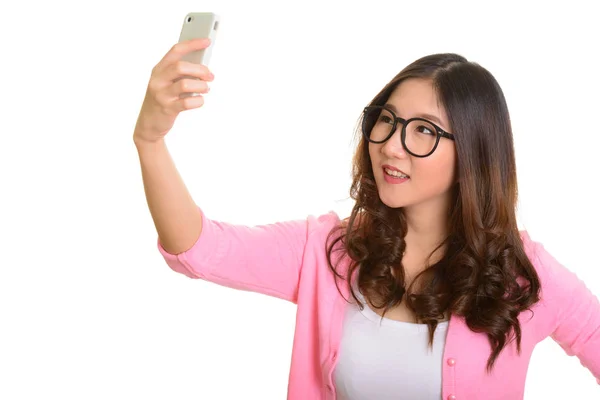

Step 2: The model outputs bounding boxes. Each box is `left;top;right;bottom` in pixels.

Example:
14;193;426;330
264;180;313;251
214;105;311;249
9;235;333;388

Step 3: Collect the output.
134;38;600;399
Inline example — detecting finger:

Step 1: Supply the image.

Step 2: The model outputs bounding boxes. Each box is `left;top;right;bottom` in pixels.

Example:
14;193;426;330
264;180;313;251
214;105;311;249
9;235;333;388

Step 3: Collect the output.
175;94;205;112
163;60;213;83
148;61;213;95
155;38;211;73
169;78;210;97
153;79;208;112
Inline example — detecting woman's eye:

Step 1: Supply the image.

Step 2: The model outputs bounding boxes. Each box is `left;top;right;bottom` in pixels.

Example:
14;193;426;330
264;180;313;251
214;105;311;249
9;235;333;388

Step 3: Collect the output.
380;116;393;124
417;126;434;135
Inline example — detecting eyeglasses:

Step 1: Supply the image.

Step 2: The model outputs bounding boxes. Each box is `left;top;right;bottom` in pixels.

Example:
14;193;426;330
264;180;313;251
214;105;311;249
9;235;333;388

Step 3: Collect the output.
362;106;455;158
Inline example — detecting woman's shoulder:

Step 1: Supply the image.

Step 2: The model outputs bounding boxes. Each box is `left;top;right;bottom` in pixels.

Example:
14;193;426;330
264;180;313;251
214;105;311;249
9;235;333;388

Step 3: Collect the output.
517;230;579;292
518;230;551;275
305;210;346;241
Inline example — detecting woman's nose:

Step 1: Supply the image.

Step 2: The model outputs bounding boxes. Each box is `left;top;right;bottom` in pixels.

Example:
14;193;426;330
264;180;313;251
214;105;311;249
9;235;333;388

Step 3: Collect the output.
381;128;408;159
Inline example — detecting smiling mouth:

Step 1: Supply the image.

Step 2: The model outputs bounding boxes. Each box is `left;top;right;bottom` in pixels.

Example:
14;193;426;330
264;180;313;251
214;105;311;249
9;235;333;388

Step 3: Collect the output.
383;167;410;179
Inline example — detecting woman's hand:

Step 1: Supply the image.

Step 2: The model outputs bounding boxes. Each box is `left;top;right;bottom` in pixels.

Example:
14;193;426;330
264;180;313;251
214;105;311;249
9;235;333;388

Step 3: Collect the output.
134;38;214;144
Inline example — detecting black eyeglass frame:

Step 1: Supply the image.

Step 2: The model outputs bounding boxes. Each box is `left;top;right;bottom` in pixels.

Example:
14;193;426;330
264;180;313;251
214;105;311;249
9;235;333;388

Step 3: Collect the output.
362;105;456;158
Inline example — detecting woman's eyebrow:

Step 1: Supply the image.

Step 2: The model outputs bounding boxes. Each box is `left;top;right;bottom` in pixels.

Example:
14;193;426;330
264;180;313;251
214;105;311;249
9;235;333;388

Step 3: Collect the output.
384;103;444;126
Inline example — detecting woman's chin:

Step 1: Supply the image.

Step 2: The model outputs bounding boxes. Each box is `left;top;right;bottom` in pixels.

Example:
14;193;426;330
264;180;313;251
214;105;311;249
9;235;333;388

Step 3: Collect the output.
378;192;410;209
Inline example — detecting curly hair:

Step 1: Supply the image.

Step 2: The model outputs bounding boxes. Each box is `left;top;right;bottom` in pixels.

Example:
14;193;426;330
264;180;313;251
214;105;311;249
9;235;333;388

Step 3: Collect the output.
326;53;541;372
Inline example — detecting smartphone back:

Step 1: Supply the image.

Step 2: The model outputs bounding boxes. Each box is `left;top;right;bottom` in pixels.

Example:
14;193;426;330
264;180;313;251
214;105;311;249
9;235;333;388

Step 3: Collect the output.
178;12;220;66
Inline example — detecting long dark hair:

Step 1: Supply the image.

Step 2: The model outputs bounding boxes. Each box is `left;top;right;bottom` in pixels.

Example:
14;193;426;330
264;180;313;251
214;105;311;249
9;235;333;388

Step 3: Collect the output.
326;53;541;372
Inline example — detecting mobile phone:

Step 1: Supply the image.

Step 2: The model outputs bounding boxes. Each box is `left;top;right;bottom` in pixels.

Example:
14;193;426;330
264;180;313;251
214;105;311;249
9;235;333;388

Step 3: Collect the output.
178;12;220;66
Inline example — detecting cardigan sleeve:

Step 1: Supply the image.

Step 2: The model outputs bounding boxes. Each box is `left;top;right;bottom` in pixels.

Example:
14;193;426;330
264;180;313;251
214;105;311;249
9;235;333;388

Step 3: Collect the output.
534;242;600;385
156;207;340;303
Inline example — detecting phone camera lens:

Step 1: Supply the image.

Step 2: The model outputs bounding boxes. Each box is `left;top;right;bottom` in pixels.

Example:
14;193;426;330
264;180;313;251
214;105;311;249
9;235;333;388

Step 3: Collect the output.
186;16;192;23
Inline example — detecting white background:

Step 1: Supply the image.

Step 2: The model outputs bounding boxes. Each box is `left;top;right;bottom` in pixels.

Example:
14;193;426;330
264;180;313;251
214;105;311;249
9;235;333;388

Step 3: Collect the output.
1;0;599;398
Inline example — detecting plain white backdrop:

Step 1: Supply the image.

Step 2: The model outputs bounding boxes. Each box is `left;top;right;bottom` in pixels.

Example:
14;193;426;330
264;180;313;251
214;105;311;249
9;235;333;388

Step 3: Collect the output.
1;0;599;398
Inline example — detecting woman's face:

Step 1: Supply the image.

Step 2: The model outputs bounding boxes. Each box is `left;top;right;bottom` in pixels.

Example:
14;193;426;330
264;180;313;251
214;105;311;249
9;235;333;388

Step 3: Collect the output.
369;78;457;210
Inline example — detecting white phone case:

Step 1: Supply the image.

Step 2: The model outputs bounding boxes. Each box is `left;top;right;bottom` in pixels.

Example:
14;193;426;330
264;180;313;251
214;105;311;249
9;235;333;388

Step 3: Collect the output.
178;12;220;66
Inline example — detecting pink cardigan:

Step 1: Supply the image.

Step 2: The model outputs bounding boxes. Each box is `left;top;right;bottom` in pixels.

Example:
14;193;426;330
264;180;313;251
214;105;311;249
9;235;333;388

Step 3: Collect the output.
157;208;600;399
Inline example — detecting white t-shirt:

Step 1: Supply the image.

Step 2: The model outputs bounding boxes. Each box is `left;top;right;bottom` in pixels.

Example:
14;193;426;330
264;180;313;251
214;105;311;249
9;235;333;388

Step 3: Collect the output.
334;290;449;400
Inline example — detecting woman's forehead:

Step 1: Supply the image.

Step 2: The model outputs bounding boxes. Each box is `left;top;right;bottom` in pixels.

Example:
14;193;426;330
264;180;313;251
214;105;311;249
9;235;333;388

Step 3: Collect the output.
387;79;450;129
387;79;448;125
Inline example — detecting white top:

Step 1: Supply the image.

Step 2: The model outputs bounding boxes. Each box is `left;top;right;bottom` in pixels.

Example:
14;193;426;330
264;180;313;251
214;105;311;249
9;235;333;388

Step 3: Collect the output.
334;290;449;400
